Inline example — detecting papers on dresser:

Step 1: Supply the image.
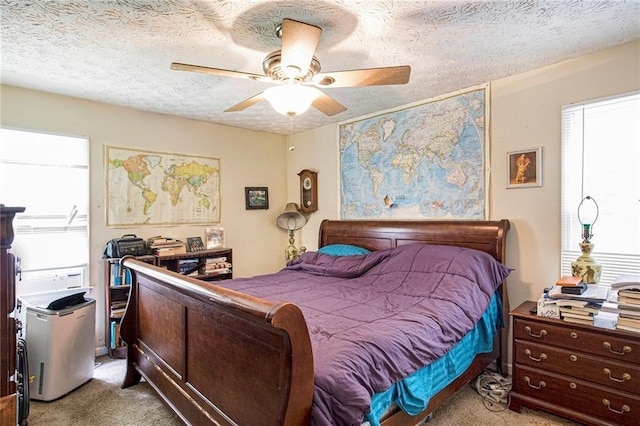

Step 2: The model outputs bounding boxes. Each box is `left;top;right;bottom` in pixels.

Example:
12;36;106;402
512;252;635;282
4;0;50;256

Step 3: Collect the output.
611;274;640;291
593;311;618;330
548;285;610;303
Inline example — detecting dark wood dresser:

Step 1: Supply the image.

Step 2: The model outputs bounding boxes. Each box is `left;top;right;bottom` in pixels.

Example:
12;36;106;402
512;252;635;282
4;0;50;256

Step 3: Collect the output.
1;206;25;425
510;300;640;425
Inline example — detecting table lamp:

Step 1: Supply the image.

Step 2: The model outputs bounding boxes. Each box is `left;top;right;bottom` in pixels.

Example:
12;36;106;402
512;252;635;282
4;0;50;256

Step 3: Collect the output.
571;195;602;284
276;202;307;262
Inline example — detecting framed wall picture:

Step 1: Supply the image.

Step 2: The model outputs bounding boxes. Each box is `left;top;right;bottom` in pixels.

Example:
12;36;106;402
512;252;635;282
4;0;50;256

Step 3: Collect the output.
507;147;543;188
245;187;269;210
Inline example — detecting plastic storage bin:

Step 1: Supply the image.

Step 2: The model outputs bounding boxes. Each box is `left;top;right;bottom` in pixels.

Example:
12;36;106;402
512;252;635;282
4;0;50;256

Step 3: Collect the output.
17;290;95;401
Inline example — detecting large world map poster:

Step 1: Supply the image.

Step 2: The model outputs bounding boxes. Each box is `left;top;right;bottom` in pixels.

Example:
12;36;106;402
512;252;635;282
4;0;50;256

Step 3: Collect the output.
105;146;220;226
339;85;488;220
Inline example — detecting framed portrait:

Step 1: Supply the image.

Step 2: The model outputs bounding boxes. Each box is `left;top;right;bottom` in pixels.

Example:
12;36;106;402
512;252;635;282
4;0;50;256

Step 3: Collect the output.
507;147;542;188
245;187;269;210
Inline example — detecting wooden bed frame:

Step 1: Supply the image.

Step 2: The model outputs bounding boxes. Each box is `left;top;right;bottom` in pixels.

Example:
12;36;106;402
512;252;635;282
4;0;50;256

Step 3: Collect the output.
120;219;510;425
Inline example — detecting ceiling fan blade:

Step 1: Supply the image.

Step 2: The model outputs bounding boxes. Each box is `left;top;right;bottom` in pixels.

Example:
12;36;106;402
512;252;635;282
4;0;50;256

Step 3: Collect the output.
171;62;273;84
311;89;347;116
224;92;266;112
280;18;322;77
313;65;411;88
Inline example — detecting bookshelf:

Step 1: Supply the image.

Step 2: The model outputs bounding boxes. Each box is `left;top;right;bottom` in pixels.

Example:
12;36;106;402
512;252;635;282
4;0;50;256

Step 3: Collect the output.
103;255;155;358
155;248;233;281
104;248;233;358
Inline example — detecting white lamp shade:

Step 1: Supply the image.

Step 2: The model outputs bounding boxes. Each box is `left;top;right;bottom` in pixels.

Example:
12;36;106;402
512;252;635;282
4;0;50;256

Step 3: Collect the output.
264;83;317;116
276;202;307;231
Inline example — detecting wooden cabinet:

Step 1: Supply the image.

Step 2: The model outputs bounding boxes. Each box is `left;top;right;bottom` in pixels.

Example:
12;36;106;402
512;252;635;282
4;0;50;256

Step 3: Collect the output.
104;249;232;358
1;206;25;425
509;301;640;426
104;255;155;358
155;248;232;282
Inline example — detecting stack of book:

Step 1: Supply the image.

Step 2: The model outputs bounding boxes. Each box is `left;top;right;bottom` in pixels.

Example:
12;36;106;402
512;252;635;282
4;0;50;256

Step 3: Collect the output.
546;281;609;326
556;299;601;325
178;258;201;276
110;300;127;319
200;256;232;277
613;275;640;333
555;275;588;295
148;236;187;256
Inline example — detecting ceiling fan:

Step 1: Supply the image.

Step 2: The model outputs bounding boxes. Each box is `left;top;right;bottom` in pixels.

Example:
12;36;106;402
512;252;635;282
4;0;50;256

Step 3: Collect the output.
171;18;411;117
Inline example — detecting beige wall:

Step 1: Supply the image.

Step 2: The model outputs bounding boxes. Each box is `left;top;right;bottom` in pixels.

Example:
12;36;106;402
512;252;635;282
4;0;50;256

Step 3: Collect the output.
288;39;640;319
1;85;288;351
491;40;639;310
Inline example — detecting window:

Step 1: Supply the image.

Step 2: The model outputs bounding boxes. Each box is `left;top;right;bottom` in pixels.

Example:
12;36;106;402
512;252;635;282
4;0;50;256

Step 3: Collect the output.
561;92;640;285
0;128;89;295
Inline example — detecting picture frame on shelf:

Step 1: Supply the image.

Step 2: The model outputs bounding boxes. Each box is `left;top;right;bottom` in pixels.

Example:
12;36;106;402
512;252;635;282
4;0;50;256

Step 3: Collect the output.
186;236;205;252
205;226;224;249
245;187;269;210
507;147;543;188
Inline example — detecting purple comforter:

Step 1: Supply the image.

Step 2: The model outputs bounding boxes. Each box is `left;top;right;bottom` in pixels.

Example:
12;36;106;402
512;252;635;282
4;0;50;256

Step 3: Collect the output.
220;243;511;425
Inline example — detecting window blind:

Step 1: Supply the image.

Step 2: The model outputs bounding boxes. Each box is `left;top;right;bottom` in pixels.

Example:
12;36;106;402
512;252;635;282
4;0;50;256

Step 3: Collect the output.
0;128;89;284
561;92;640;285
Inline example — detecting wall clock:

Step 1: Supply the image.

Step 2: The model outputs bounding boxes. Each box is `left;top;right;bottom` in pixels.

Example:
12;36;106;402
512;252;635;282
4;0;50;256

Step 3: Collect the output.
298;169;318;214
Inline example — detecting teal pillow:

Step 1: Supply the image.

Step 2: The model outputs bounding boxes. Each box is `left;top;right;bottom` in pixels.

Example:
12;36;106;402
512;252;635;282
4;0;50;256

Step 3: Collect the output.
317;244;371;256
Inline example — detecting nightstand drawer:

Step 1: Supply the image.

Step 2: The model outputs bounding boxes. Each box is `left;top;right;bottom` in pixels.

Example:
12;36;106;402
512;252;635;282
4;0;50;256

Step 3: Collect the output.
515;339;640;394
514;317;640;364
513;364;640;425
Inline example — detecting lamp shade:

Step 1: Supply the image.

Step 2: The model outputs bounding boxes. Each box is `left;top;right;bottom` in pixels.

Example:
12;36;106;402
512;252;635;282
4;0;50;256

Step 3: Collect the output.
276;202;307;231
264;82;317;116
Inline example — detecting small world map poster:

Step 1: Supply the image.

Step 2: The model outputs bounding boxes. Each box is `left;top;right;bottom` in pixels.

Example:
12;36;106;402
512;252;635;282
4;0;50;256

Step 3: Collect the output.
339;85;488;220
105;146;220;226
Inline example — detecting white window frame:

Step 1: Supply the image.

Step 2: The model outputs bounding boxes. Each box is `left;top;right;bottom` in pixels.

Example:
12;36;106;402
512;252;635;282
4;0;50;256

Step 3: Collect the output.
561;91;640;285
0;127;90;295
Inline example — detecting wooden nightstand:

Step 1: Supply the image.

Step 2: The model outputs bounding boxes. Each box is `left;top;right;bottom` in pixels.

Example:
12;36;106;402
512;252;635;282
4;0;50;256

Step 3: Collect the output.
509;301;640;425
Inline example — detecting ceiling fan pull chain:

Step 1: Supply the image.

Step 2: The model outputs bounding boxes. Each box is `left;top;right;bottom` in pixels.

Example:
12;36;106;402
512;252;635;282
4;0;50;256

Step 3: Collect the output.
288;115;295;151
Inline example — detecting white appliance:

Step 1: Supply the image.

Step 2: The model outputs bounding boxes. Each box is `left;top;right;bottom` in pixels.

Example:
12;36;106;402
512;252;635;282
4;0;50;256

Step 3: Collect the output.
17;289;95;401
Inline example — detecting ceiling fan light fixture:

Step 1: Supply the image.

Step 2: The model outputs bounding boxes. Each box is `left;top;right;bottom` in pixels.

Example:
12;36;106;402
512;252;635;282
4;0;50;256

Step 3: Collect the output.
264;82;317;116
172;18;410;117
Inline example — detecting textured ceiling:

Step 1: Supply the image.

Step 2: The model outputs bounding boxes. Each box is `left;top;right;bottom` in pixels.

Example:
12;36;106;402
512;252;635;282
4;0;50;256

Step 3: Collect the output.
2;1;639;135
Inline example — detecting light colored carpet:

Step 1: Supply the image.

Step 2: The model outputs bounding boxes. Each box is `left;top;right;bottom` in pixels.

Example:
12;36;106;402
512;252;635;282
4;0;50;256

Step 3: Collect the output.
28;356;579;425
27;356;181;426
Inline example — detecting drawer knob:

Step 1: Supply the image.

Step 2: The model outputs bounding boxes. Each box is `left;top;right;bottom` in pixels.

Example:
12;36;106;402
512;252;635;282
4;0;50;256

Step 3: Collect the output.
602;399;630;415
524;348;547;362
570;355;578;362
569;382;577;389
570;332;577;339
603;342;632;356
524;376;546;389
525;326;547;338
603;368;632;383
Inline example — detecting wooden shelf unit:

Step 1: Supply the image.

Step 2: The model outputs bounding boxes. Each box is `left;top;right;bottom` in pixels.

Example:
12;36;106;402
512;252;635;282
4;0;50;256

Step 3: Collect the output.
104;248;233;358
155;248;232;282
104;255;155;358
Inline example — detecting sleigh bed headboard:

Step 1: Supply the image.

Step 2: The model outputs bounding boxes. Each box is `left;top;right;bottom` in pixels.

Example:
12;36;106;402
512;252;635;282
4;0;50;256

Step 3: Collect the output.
319;219;509;263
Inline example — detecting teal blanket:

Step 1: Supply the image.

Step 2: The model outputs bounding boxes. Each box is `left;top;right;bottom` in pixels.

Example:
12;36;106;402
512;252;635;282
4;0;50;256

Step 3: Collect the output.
366;295;501;425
